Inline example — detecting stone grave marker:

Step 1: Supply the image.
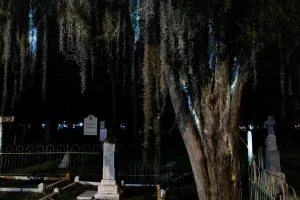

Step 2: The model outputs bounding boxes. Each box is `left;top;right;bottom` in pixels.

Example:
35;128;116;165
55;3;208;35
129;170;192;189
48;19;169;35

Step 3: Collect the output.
94;142;120;200
58;152;69;168
265;116;281;172
84;115;97;136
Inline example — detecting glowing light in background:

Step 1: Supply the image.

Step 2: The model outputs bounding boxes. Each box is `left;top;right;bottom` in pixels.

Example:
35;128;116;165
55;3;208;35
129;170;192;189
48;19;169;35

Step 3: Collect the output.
130;0;140;44
247;124;254;165
29;2;37;54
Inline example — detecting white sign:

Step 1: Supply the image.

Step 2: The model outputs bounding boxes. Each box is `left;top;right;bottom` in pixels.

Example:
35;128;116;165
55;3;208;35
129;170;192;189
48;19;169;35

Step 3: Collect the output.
0;116;15;123
100;128;107;142
100;121;105;129
84;115;98;136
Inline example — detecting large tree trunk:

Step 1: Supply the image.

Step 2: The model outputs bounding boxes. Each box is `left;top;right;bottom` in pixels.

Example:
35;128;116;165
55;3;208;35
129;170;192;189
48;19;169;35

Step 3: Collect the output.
165;59;242;200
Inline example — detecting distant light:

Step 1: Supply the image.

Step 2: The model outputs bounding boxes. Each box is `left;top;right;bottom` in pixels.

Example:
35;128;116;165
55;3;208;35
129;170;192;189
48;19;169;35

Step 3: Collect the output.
79;123;83;127
120;123;125;129
57;124;63;130
247;130;253;165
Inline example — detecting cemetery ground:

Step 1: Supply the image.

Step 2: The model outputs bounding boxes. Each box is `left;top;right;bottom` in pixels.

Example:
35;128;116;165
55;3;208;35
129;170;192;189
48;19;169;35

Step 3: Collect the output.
0;129;300;199
0;148;299;200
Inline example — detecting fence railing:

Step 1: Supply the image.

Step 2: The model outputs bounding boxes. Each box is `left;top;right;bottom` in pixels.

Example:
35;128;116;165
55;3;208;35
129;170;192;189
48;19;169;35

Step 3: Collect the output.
0;144;103;176
249;163;298;200
0;144;175;185
117;161;176;185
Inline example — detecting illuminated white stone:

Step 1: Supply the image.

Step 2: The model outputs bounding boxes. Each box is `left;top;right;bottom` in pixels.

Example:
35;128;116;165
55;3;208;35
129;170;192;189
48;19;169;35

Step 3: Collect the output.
247;130;253;165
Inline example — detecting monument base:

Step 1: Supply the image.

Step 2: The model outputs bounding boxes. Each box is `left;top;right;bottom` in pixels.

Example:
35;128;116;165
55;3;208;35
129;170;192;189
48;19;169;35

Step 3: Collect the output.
266;150;281;172
94;180;121;200
97;185;120;193
94;193;119;200
101;179;116;186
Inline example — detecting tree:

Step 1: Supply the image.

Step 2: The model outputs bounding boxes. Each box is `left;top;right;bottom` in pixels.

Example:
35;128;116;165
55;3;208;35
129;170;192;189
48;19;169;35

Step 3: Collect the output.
1;0;300;199
140;0;300;199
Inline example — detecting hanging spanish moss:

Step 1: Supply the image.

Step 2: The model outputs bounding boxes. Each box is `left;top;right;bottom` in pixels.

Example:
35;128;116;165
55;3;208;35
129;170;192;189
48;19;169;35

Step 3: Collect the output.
142;45;154;161
102;6;122;58
140;0;155;43
142;43;166;169
57;0;92;95
11;42;19;114
251;29;258;88
19;34;27;94
1;12;12;115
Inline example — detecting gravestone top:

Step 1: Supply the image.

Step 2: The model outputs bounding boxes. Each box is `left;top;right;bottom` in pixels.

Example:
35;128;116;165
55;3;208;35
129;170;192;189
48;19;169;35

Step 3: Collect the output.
267;119;276;126
84;115;98;136
102;142;115;181
267;116;275;135
100;121;105;129
267;116;275;126
38;183;44;192
74;176;79;182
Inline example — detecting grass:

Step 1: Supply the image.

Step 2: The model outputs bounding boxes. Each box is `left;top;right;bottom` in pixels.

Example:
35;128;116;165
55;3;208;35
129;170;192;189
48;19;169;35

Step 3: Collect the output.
0;179;42;188
0;192;44;200
0;145;299;199
52;183;96;200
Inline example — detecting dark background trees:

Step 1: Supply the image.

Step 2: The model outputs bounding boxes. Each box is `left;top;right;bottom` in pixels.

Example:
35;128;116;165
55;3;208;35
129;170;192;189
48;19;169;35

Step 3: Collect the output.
1;0;300;199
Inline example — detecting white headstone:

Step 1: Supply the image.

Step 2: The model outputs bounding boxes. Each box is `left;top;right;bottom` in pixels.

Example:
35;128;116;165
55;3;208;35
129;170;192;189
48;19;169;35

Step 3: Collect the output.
38;183;44;192
102;142;115;181
266;116;281;172
74;176;80;183
84;115;98;136
100;129;107;142
100;121;105;129
95;142;120;200
54;187;59;193
58;152;69;168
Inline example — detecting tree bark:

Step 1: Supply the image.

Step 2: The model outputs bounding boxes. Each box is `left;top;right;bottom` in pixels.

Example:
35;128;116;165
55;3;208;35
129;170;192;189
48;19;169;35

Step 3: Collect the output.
165;60;242;200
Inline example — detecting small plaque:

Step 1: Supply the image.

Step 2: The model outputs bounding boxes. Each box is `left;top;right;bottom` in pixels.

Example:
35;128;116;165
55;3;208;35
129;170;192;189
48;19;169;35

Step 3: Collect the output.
84;115;98;136
100;128;107;142
100;121;105;129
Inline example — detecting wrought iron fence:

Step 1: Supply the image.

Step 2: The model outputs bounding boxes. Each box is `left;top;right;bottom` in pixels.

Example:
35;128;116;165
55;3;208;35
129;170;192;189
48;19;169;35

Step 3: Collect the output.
117;161;176;185
249;163;298;200
0;144;103;176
